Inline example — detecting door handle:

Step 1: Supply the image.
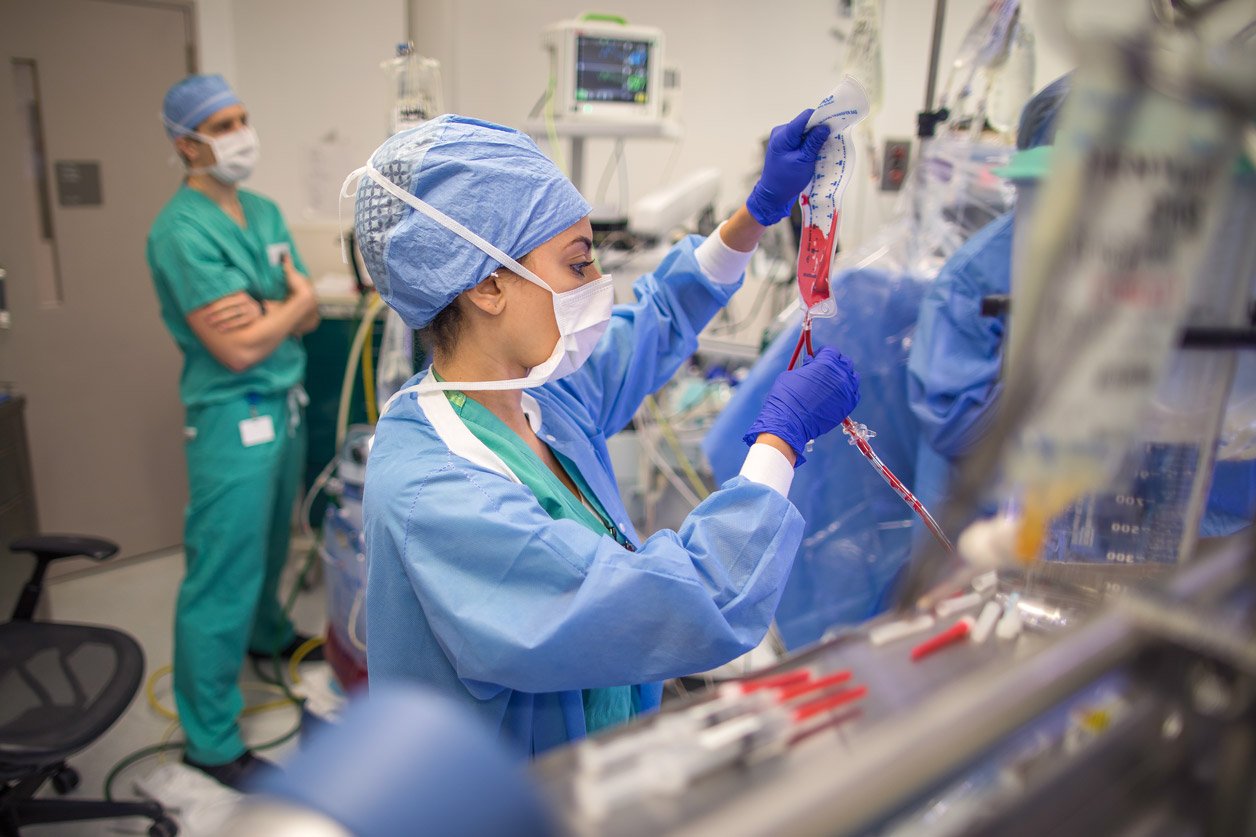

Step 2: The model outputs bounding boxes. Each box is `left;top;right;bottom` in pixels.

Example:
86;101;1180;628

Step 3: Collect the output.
0;266;9;329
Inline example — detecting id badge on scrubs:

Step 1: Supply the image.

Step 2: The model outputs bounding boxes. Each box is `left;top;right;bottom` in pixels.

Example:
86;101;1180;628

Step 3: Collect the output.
239;415;276;447
267;242;291;266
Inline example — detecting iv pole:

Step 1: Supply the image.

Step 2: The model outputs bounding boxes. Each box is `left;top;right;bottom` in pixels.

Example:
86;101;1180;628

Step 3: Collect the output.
918;0;950;137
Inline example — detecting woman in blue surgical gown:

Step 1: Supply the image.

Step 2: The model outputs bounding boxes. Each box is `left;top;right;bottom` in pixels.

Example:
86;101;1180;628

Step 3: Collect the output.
909;76;1256;539
351;114;861;758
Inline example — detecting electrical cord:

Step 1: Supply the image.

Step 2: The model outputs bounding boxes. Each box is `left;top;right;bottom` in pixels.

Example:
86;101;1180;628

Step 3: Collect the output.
659;136;684;189
110;542;326;799
597;244;649;273
337;292;387;449
144;667;301;724
344;229;370;296
526;88;548;118
786;315;954;555
103;743;180;801
543;56;568;176
155;719;181;766
706;252;792;337
596;139;625;205
288;636;326;687
643;395;710;501
347;590;368;652
103;708;305;803
300;456;338;542
633;410;703;509
361;315;378;425
617;137;630;213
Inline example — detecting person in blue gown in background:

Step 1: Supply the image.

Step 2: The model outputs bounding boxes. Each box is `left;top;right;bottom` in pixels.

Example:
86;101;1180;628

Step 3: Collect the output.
909;75;1256;543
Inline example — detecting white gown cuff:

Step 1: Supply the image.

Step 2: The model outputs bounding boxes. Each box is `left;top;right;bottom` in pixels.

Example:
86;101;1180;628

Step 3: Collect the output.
739;442;795;498
695;222;755;285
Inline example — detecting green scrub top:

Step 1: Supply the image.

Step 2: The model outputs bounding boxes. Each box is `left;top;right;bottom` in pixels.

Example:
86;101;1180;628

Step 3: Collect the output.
444;387;636;734
147;185;308;407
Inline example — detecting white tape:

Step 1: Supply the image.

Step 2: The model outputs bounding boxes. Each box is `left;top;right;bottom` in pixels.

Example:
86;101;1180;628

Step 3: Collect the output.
936;592;985;618
869;614;935;646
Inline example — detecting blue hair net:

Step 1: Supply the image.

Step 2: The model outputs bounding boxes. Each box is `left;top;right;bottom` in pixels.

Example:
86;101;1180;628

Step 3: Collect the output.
1017;74;1071;150
161;74;241;139
354;115;592;330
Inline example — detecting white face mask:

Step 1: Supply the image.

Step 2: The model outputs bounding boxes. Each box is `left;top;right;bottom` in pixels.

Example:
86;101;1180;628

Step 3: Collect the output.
349;165;614;399
190;125;259;184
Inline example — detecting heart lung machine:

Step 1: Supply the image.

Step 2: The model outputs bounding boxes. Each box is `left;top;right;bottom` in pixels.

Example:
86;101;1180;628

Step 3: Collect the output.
531;538;1256;837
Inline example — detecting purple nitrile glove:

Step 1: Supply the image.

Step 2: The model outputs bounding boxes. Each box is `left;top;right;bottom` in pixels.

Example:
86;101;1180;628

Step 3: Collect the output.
742;347;861;467
745;109;831;226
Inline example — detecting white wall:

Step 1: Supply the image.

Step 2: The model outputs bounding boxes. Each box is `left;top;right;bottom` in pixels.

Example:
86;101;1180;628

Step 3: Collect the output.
180;0;1186;247
194;0;237;86
409;0;1077;240
194;0;406;225
185;0;1088;242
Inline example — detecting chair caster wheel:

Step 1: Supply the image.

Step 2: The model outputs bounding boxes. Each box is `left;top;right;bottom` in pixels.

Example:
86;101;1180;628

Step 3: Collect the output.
149;815;179;837
51;765;80;794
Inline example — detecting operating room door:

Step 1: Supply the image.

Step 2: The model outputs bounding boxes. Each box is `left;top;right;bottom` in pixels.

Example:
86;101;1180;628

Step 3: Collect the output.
0;0;195;570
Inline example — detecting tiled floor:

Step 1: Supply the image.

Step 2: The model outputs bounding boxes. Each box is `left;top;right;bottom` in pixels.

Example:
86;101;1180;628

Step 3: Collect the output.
24;544;328;835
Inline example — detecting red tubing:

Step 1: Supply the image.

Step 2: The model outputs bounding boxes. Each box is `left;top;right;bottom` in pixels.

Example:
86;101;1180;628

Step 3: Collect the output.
910;618;973;661
775;670;853;702
794;685;868;722
786;315;954;554
739;669;812;694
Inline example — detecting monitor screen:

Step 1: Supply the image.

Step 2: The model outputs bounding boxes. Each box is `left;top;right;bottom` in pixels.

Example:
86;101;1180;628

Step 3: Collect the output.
575;35;650;105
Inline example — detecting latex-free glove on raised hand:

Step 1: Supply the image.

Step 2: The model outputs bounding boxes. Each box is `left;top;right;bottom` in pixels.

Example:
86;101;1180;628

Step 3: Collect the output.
745;110;831;226
743;347;860;466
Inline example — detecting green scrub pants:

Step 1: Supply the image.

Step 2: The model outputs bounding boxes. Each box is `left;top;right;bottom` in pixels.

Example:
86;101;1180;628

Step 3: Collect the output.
175;389;305;765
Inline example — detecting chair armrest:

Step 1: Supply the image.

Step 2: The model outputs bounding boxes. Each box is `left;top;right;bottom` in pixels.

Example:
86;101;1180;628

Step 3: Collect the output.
8;535;120;621
10;535;118;563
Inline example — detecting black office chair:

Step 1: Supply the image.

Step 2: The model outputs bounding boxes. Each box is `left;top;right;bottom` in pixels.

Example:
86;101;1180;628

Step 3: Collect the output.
0;535;176;836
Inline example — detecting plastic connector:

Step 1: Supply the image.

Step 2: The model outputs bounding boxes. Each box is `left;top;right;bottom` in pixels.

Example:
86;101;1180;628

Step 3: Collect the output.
971;600;1003;644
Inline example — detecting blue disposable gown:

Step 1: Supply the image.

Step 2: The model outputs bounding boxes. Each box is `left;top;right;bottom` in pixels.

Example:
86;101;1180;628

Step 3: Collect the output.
703;267;927;649
364;237;805;758
906;214;1012;519
907;212;1255;539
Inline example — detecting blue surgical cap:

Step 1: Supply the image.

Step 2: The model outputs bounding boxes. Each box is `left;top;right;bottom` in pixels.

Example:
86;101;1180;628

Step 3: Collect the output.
1017;74;1071;150
354;115;592;329
162;74;241;139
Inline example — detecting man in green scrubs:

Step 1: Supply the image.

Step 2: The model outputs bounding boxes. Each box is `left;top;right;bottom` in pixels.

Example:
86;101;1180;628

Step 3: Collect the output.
146;74;321;789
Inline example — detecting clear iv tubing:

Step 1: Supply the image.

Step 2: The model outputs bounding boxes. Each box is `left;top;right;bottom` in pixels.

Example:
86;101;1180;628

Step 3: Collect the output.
787;314;956;555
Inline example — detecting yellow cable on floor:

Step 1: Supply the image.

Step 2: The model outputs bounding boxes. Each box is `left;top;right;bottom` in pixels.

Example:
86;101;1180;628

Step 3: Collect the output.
146;665;179;721
288;635;326;686
127;558;324;774
145;663;309;721
240;682;299;715
156;718;181;765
